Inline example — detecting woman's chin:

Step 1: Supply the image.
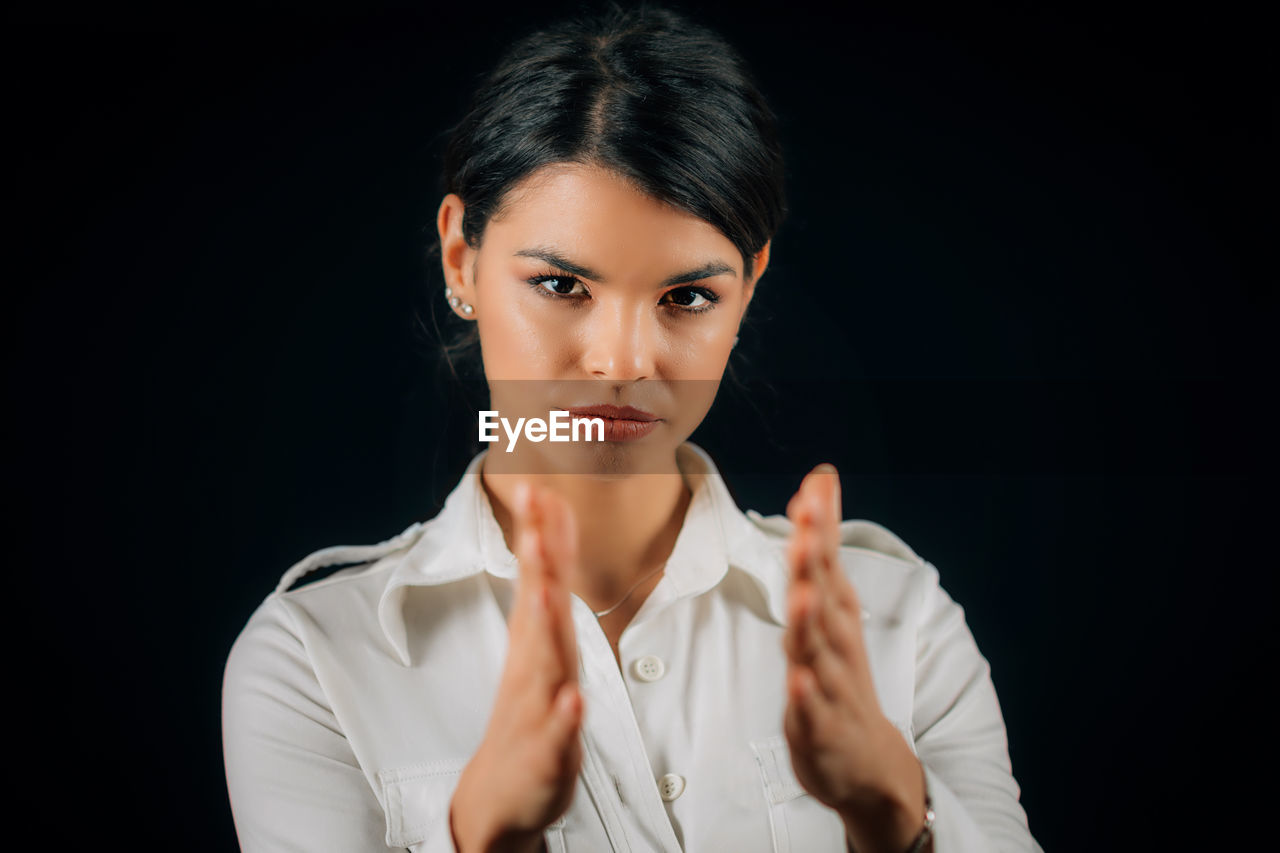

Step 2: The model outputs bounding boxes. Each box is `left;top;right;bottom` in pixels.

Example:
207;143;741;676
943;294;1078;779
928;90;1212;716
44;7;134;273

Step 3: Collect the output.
496;434;681;478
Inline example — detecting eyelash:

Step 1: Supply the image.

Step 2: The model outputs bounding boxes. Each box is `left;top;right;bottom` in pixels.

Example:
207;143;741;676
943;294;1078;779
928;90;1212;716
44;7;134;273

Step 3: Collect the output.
524;270;722;315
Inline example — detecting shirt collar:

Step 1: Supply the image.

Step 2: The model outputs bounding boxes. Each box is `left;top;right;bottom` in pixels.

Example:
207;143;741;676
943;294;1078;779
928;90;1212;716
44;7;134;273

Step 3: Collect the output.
377;441;790;666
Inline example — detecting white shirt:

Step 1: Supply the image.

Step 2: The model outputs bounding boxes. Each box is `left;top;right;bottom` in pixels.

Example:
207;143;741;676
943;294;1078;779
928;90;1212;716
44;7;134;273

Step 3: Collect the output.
222;441;1041;852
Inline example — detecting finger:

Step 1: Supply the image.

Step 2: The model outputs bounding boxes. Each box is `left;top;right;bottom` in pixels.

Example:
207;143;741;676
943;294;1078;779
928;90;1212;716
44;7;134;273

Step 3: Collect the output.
804;467;863;622
785;566;844;672
511;481;540;614
784;517;838;677
526;679;583;787
804;473;876;666
786;477;817;526
784;664;835;748
788;528;872;702
519;524;571;690
784;469;856;673
516;484;562;614
785;506;824;589
514;488;578;693
538;488;581;685
814;580;861;664
784;522;827;660
787;516;831;631
521;483;553;585
783;581;824;665
791;470;834;587
794;517;858;662
790;464;835;518
540;484;577;590
783;578;817;663
544;681;584;756
785;576;860;705
807;465;840;573
806;592;863;707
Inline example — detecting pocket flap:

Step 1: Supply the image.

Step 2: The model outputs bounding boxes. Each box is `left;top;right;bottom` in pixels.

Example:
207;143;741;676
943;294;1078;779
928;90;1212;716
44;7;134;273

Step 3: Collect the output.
378;758;471;847
750;735;806;805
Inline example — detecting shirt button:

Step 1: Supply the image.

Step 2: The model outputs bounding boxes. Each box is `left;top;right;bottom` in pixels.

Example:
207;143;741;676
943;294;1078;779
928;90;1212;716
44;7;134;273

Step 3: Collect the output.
632;654;666;682
657;773;685;801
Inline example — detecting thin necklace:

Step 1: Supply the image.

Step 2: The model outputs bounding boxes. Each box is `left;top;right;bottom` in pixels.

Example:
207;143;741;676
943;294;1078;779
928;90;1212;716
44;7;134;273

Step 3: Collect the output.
592;563;666;618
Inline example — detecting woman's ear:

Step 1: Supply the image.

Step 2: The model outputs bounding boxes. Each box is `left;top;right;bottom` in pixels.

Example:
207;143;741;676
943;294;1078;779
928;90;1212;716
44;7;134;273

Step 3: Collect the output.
741;240;770;317
437;194;475;303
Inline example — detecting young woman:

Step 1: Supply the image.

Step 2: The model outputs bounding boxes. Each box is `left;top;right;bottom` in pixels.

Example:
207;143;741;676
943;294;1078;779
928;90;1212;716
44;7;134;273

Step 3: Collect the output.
222;5;1040;852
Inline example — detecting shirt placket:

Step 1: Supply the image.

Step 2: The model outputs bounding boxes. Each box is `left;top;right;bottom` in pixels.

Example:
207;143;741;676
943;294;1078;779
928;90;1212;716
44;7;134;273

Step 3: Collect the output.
571;595;684;853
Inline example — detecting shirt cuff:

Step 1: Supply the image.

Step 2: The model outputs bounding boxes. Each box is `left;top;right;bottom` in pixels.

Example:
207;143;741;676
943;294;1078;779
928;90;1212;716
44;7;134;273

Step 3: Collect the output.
921;763;994;852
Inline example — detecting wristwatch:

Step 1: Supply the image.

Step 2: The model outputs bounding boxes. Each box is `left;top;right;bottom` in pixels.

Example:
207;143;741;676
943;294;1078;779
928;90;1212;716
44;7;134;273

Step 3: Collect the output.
904;792;935;853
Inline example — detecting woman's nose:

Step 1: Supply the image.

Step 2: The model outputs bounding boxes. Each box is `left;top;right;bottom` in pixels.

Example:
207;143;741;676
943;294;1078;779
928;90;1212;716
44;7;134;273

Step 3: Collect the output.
580;303;657;381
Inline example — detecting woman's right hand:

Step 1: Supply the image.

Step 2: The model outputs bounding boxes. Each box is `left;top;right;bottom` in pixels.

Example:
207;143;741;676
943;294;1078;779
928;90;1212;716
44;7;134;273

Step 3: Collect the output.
449;481;584;853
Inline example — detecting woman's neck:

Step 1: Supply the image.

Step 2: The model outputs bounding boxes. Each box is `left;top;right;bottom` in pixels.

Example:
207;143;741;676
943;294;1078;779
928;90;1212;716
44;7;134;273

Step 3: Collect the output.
481;449;692;615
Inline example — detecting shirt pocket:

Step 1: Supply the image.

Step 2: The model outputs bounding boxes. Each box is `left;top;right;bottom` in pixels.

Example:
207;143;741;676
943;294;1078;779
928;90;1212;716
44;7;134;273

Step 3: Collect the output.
749;735;847;853
378;758;567;852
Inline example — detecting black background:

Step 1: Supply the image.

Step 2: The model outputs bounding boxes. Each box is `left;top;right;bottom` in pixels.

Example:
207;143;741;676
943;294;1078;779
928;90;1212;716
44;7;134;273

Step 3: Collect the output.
10;0;1266;849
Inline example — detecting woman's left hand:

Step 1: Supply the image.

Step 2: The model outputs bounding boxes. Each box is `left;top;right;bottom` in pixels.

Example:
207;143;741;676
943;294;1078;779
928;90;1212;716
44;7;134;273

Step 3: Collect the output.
782;464;929;853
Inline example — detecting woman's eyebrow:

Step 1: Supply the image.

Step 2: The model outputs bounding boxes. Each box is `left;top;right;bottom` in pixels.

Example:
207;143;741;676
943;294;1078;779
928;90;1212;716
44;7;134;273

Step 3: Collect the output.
514;246;737;287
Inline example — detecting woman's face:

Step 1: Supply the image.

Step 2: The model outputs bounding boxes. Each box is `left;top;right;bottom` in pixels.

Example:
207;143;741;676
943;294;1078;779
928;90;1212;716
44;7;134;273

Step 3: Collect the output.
437;161;768;475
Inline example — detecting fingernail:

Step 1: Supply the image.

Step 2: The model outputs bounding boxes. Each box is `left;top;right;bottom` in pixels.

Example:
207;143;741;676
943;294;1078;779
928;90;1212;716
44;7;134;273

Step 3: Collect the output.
814;464;840;515
514;481;529;515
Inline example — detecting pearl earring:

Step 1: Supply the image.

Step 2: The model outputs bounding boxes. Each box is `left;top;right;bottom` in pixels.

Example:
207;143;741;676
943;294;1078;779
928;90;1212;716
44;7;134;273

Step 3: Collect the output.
445;286;473;316
732;335;739;348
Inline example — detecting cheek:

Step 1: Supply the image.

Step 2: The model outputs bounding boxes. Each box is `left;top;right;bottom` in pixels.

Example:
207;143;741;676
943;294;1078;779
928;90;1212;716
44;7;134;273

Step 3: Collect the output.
662;322;735;380
683;378;723;412
476;285;566;368
659;321;735;429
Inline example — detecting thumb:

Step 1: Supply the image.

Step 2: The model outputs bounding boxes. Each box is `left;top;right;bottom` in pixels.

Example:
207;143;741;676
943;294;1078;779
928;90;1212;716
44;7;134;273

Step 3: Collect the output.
548;682;583;742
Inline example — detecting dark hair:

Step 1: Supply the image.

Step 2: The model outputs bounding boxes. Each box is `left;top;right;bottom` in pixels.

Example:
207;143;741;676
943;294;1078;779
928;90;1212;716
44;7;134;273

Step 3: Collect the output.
426;1;787;383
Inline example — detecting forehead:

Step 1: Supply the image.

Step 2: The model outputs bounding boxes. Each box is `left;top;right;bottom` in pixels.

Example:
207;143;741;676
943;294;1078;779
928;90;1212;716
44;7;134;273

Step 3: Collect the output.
485;162;739;273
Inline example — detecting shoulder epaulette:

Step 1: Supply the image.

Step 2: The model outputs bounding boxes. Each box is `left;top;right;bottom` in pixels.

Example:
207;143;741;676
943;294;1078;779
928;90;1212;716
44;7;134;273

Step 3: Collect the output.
835;518;923;565
275;521;428;594
744;510;923;565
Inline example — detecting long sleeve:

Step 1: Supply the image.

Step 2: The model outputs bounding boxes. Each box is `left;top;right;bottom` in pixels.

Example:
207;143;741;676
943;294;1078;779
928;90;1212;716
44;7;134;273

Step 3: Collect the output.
911;561;1041;852
222;597;402;852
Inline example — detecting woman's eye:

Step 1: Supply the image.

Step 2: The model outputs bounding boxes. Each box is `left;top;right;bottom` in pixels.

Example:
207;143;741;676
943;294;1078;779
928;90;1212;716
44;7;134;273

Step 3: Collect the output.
528;274;587;299
662;287;719;313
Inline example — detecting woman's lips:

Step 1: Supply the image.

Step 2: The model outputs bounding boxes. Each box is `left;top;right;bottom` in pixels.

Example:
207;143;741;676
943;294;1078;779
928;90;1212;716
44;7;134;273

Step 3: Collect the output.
567;404;657;421
563;404;660;442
